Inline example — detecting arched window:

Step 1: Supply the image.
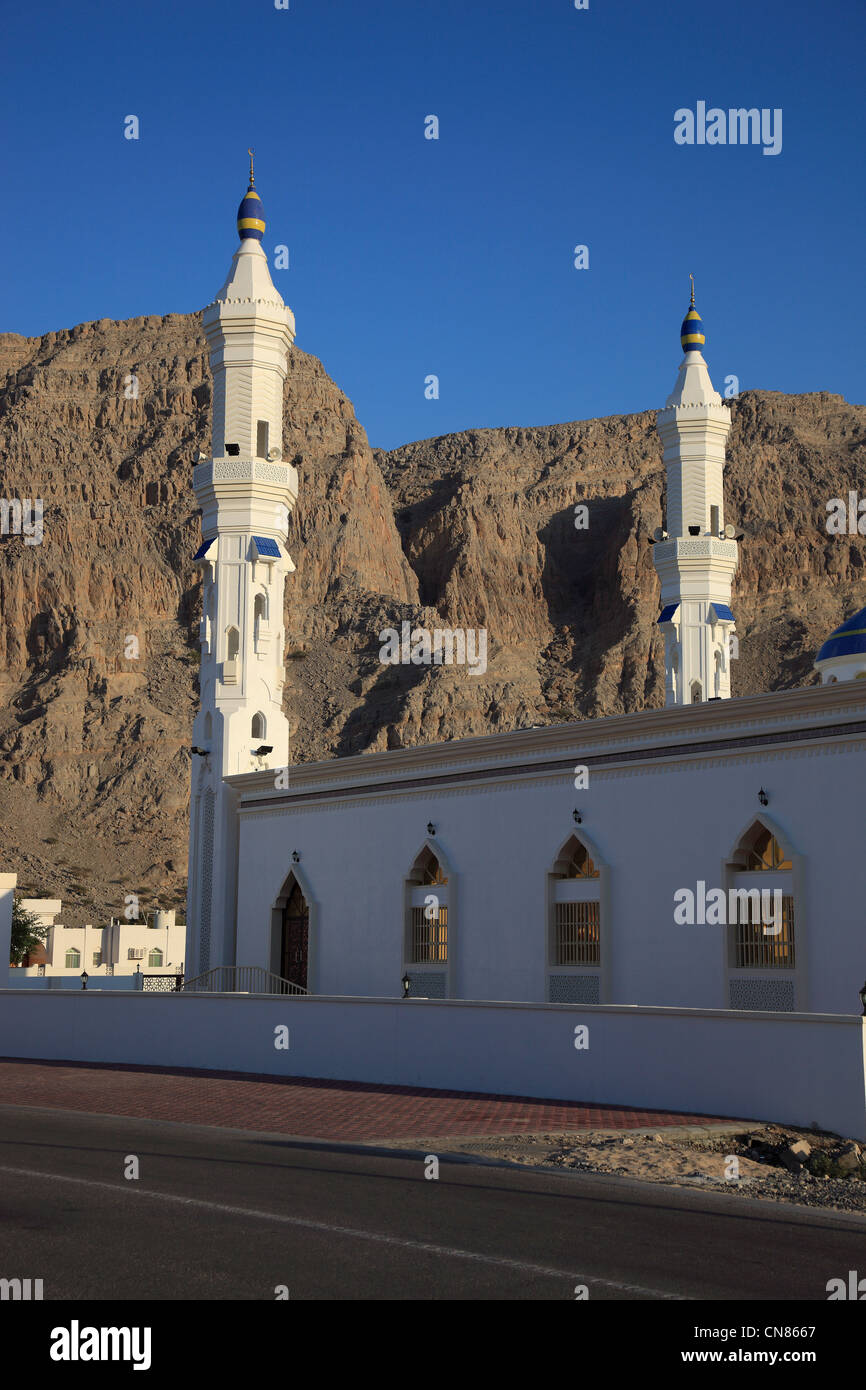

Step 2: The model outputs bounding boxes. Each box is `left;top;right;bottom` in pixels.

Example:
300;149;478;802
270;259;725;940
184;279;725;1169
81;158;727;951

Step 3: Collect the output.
691;680;702;703
254;592;267;624
202;587;215;657
727;821;796;977
420;854;448;885
549;835;602;971
556;840;599;880
745;827;792;872
226;627;240;661
404;844;451;990
65;948;81;969
251;712;266;740
148;948;163;967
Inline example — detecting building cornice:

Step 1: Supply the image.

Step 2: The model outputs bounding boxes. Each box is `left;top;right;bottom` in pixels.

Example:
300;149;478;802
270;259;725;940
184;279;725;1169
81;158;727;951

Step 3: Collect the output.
230;682;866;810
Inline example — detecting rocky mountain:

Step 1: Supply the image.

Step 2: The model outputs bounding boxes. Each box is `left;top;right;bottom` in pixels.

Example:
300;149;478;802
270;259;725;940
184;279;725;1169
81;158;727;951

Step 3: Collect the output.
0;313;863;925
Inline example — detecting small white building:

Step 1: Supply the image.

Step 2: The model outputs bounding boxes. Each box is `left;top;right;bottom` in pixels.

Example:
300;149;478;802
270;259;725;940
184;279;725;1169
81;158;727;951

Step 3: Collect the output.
18;903;186;982
184;170;866;1016
0;873;16;975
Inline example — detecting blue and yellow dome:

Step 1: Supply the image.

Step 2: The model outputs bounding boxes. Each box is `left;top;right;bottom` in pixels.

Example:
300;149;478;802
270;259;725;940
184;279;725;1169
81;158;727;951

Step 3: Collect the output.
816;607;866;663
237;151;265;241
237;184;265;241
680;301;705;354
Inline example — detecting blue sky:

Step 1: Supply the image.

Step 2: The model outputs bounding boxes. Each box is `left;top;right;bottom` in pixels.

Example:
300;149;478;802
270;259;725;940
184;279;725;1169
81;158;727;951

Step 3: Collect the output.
2;0;863;449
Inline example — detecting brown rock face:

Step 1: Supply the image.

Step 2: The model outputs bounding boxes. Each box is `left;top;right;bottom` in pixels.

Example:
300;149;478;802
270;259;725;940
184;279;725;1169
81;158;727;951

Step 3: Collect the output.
378;388;866;723
0;313;863;923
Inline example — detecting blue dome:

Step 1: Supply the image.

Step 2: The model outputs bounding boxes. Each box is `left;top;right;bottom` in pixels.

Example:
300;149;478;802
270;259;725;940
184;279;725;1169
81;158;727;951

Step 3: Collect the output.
816;606;866;662
237;184;265;241
680;304;705;353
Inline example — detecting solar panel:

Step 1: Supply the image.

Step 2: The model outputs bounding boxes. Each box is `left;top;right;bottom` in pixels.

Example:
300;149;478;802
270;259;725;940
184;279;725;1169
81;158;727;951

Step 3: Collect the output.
252;535;281;558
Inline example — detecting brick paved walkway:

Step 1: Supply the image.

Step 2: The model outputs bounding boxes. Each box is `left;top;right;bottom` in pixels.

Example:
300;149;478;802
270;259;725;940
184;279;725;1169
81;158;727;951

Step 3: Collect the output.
0;1058;735;1143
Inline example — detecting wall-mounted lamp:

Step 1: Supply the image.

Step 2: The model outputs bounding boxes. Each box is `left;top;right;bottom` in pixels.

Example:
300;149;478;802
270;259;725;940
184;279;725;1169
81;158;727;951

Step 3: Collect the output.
573;809;582;824
402;973;411;999
292;851;300;864
427;823;436;836
190;747;210;756
252;745;273;757
859;980;866;1017
80;971;89;991
758;788;769;807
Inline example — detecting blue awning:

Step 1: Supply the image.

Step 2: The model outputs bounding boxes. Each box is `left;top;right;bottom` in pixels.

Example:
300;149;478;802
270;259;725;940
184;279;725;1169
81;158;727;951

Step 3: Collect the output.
657;604;680;624
709;604;735;623
193;538;215;562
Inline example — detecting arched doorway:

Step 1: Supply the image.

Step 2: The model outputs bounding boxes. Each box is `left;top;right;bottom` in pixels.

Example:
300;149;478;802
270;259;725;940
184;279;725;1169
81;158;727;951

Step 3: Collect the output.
280;880;309;990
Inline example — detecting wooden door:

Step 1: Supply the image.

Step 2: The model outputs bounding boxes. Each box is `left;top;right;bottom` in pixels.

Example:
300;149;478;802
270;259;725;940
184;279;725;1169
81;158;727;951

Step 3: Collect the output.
281;881;309;990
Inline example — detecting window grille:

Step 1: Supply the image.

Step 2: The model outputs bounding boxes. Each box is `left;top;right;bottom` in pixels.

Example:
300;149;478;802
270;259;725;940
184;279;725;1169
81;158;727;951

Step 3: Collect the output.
733;894;795;968
410;905;448;963
555;901;600;965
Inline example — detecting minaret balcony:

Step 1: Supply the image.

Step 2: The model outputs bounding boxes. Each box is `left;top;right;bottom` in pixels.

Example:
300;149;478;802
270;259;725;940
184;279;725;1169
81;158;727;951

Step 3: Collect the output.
192;455;299;507
652;535;738;564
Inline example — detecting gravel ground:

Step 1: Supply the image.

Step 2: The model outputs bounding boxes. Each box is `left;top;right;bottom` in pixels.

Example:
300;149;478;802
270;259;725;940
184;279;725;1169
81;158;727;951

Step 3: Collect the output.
433;1124;866;1214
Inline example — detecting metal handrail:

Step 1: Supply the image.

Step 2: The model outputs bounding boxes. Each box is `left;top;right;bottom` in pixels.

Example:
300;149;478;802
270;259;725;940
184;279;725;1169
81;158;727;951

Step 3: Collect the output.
182;965;308;995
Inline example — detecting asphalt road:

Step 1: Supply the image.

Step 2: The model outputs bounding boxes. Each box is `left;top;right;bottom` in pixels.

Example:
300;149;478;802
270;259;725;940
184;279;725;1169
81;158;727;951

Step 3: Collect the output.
1;1103;863;1300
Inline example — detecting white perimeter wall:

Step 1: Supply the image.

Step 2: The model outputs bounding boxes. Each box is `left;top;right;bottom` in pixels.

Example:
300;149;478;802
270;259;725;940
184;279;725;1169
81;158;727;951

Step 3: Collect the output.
6;975;139;990
235;738;866;1012
0;991;864;1140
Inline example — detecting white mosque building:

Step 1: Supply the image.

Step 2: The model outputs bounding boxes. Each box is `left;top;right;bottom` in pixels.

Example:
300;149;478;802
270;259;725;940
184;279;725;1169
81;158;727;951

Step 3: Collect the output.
185;169;866;1016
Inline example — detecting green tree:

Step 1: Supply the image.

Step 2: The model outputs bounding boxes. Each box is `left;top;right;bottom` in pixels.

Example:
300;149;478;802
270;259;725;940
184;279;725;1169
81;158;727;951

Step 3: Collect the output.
10;898;49;966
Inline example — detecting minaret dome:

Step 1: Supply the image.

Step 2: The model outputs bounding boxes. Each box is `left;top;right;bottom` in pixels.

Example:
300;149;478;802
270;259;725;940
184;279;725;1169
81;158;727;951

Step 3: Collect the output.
237;147;265;242
680;275;705;354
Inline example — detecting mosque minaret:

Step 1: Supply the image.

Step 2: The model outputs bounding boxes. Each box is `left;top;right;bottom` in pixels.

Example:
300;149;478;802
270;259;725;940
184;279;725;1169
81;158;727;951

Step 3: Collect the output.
185;156;297;979
653;283;739;704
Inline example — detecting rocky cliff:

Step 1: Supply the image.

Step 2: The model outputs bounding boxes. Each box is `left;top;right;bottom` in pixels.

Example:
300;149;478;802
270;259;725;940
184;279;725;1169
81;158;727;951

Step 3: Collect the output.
0;313;862;923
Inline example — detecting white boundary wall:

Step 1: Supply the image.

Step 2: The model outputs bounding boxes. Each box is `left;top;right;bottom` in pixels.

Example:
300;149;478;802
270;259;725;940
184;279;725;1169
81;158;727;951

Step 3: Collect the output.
1;992;864;1140
6;975;140;990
